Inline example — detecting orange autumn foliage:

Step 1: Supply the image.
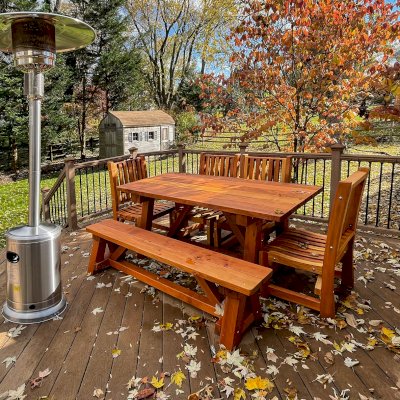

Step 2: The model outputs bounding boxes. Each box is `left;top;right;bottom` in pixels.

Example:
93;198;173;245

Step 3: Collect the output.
200;0;400;152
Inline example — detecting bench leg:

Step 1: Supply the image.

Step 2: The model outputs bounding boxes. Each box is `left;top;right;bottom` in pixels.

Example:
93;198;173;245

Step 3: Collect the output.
88;236;107;275
219;292;246;350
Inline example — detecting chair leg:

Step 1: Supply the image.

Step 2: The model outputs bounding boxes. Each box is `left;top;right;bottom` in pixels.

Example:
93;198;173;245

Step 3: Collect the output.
340;239;355;289
214;223;222;248
320;267;336;318
206;218;214;246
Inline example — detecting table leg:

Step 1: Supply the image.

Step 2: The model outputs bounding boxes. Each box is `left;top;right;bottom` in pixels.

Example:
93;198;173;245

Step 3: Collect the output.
139;197;154;230
243;221;263;263
276;218;289;236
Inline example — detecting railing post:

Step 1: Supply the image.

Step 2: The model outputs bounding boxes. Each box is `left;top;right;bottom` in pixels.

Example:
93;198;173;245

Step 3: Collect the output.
178;143;186;173
330;143;345;210
238;142;248;178
129;146;138;159
64;157;78;230
41;187;50;222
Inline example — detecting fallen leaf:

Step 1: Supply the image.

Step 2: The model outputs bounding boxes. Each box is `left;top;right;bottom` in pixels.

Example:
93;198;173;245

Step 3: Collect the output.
91;307;104;315
171;370;186;388
344;357;359;368
93;388;104;398
343;312;358;328
111;348;121;358
324;352;335;365
2;356;16;369
245;376;274;393
150;376;164;389
7;326;26;338
368;320;382;327
136;387;155;399
0;383;26;400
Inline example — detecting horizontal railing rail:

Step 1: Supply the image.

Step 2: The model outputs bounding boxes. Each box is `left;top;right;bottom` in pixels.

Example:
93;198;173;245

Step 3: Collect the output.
42;143;399;232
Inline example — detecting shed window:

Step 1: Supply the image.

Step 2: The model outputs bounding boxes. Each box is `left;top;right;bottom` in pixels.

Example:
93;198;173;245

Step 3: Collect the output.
128;132;138;142
148;131;155;140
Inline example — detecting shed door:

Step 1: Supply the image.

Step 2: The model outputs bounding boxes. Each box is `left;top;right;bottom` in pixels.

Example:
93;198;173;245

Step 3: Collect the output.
106;130;117;157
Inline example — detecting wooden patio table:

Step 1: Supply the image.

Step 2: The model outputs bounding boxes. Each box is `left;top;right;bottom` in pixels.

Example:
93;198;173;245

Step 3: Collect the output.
117;173;322;263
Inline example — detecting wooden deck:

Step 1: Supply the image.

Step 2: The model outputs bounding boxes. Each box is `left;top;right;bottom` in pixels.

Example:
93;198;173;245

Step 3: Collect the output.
0;224;399;399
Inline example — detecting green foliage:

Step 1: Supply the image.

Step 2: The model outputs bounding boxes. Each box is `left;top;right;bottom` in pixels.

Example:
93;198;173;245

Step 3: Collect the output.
175;111;200;144
0;55;28;171
0;0;38;12
42;55;76;147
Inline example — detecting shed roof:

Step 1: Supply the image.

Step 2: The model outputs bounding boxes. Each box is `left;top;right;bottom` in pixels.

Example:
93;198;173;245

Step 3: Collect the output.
109;110;175;127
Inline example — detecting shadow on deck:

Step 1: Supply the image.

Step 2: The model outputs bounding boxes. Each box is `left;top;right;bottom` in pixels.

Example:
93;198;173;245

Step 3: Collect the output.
0;223;399;400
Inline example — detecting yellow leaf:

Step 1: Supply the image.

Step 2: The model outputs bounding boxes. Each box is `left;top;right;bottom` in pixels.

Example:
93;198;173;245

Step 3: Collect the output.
161;322;173;330
171;370;186;388
245;376;274;393
234;387;246;399
111;348;121;358
188;315;202;322
150;376;164;389
333;341;342;352
381;326;395;344
367;337;377;348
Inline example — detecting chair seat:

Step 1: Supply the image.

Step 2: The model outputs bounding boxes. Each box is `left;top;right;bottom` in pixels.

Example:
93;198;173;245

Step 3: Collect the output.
265;228;326;274
117;201;175;222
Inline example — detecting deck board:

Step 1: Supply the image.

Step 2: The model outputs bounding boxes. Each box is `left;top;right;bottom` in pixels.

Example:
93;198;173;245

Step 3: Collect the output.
0;226;398;399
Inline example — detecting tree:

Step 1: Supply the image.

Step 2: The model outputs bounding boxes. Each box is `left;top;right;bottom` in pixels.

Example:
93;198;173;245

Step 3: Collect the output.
0;0;38;172
126;0;237;110
200;0;400;152
63;0;145;158
0;54;28;172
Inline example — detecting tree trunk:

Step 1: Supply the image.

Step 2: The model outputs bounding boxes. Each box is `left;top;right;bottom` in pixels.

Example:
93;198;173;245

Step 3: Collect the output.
201;58;206;75
10;135;18;176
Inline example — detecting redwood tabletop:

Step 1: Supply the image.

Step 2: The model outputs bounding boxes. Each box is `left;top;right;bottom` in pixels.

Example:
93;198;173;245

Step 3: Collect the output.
117;173;322;222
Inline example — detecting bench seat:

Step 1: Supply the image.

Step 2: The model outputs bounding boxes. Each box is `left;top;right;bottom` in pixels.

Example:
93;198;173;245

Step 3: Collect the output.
87;219;272;349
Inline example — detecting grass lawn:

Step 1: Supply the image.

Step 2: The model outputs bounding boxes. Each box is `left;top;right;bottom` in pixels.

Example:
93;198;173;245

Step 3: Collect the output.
0;175;58;248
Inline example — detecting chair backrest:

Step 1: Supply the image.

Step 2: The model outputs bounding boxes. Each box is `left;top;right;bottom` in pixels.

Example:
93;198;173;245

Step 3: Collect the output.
242;155;292;183
108;156;148;218
199;153;240;177
325;168;369;264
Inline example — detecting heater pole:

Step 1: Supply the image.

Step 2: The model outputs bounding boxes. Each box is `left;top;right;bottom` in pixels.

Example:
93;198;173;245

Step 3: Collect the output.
25;71;44;228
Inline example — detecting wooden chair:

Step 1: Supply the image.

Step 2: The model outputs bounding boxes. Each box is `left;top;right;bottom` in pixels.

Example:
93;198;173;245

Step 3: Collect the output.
209;155;292;247
199;153;240;177
242;155;292;183
259;168;369;317
108;156;175;228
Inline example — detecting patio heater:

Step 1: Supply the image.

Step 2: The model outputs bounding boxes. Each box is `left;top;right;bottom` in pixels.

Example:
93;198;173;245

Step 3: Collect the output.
0;12;95;323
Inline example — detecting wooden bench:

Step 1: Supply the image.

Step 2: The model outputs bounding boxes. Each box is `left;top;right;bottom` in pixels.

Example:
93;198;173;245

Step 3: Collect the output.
87;219;272;350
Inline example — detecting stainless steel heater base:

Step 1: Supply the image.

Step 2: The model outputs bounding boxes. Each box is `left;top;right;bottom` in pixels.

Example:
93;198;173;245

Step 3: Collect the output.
3;296;66;324
3;223;67;324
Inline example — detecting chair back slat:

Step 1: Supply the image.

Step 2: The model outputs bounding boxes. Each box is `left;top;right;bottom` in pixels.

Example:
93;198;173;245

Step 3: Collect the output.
243;156;292;183
199;153;240;177
108;156;148;219
324;168;369;264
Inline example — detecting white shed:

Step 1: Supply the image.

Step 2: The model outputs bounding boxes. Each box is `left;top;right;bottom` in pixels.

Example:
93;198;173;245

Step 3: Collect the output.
99;110;175;158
